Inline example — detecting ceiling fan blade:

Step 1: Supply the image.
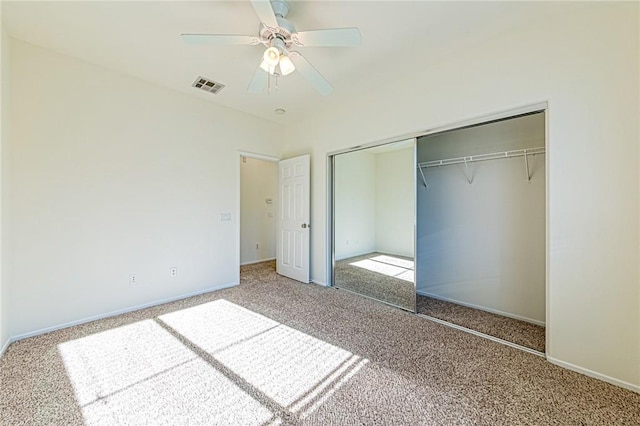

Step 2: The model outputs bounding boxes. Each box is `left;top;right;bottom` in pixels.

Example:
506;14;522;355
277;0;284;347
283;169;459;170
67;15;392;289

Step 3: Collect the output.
250;0;279;28
289;52;333;96
181;34;259;45
247;64;268;94
294;28;362;47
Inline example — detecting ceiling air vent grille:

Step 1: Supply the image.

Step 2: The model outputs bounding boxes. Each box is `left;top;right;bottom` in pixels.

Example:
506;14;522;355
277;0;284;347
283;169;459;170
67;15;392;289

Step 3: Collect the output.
192;76;225;94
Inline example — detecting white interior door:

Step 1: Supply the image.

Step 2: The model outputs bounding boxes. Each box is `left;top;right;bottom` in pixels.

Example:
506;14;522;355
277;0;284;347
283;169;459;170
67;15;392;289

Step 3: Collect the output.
277;154;310;283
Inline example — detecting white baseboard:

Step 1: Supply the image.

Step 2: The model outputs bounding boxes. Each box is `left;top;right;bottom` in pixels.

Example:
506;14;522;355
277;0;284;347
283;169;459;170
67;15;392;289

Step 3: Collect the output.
311;280;328;287
240;257;276;266
547;356;640;394
416;290;545;327
0;337;10;358
10;282;238;342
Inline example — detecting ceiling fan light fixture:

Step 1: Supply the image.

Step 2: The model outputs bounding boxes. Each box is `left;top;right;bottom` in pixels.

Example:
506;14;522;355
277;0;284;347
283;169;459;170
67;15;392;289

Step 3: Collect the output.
263;46;280;66
260;59;276;75
182;0;359;95
279;55;295;76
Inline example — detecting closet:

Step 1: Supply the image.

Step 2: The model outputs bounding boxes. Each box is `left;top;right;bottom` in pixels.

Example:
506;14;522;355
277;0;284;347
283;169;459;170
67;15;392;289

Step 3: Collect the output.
329;110;546;353
415;112;546;353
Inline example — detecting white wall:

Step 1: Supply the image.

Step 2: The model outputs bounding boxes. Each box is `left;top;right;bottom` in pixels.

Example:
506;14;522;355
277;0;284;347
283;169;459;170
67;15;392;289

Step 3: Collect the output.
334;150;376;260
283;4;639;390
0;20;10;353
240;157;277;265
7;39;282;337
375;147;414;258
416;114;545;324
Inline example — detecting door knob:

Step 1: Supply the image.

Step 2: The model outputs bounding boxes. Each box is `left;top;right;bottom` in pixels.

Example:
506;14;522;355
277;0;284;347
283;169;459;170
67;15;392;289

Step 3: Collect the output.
301;223;310;228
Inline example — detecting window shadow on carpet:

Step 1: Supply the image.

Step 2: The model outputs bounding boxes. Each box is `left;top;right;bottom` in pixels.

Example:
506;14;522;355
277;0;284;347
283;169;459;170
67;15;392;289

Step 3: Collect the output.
58;299;368;425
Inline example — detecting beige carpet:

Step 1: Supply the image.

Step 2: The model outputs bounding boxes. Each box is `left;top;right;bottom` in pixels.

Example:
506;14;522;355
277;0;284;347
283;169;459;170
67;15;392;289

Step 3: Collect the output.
417;295;546;353
335;252;416;311
1;261;638;425
336;252;545;352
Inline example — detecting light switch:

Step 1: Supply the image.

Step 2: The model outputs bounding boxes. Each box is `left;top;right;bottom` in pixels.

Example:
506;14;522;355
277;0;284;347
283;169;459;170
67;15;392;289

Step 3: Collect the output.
220;213;231;221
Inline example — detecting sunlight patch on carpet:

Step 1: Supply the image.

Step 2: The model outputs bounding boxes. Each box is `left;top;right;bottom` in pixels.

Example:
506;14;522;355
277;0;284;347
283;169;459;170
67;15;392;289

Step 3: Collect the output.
350;255;415;282
58;319;275;425
160;299;367;414
58;299;366;424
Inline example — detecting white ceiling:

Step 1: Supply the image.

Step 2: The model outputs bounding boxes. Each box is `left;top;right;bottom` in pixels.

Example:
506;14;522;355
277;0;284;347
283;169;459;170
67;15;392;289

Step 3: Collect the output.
2;1;591;124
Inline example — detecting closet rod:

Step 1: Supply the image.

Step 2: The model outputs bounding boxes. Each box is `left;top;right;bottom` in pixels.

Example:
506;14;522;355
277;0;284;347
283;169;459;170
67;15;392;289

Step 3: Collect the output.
417;147;545;169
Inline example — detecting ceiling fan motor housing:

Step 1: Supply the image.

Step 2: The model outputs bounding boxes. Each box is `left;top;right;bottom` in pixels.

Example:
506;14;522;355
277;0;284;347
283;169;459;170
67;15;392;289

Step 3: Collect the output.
271;0;290;18
259;19;296;47
259;0;297;49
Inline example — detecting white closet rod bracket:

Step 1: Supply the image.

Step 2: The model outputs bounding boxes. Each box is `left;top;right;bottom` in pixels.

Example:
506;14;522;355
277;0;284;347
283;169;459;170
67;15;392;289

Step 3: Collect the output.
417;146;545;187
464;157;473;184
418;164;429;190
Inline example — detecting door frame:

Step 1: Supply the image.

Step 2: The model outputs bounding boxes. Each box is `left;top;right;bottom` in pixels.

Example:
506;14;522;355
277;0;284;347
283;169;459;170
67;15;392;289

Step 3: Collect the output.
236;150;280;285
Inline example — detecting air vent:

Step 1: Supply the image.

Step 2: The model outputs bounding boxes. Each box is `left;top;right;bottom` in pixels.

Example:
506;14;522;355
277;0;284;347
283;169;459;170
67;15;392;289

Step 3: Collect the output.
192;76;225;94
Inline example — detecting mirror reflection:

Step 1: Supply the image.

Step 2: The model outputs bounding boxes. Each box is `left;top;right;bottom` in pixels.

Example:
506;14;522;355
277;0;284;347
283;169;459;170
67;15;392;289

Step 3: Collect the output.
333;140;416;311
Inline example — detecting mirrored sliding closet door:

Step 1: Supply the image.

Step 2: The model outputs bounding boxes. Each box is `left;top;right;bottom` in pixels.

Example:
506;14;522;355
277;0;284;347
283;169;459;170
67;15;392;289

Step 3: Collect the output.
331;139;416;312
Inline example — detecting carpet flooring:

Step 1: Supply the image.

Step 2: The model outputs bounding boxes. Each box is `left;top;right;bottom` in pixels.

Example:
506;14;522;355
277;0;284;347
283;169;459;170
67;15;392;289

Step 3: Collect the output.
1;261;638;425
337;252;545;353
416;296;546;353
335;253;416;311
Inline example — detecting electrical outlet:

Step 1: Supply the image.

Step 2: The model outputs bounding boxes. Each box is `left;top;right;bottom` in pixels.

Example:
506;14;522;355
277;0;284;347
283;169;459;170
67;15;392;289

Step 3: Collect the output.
129;274;137;285
170;267;177;278
220;213;231;222
255;243;260;250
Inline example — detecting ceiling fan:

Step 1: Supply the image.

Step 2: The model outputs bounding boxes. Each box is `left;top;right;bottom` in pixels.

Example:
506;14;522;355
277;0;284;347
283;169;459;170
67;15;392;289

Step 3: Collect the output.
182;0;361;96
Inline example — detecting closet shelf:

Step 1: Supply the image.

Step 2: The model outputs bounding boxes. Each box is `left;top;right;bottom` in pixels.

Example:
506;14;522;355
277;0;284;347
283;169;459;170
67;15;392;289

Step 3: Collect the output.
417;147;545;169
417;146;545;188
